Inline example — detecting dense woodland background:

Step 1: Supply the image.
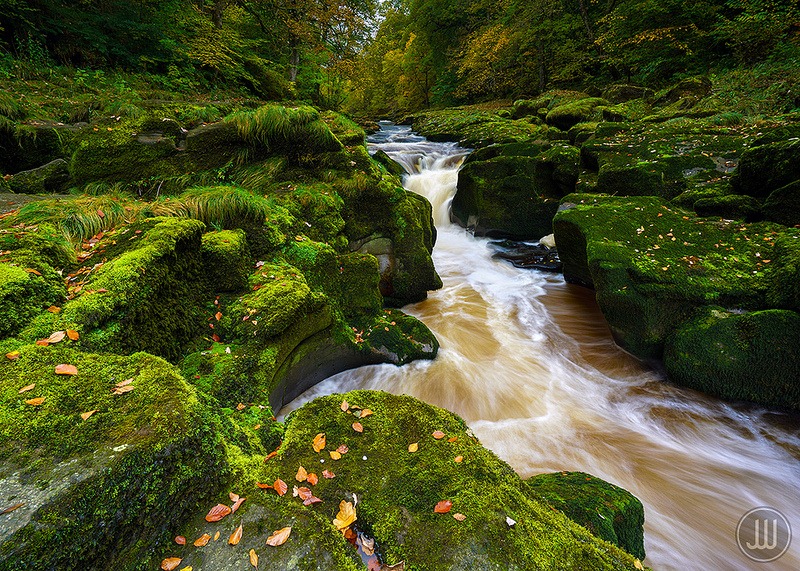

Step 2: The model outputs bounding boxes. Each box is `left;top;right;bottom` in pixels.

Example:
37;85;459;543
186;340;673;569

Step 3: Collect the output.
0;0;799;115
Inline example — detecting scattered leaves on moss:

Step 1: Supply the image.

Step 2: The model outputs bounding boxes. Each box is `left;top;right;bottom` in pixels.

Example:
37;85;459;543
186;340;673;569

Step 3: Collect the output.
266;526;291;546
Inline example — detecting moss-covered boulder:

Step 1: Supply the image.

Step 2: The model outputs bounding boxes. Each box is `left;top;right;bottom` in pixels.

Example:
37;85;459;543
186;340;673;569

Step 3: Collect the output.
526;471;645;561
164;391;645;571
0;264;64;340
546;98;609;131
201;229;251;292
7;159;71;194
412;107;546;148
602;85;654;104
596;164;667;198
664;307;800;410
59;217;208;361
452;143;579;239
0;346;227;570
693;194;761;221
762;180;800;226
372;149;406;176
731;139;800;198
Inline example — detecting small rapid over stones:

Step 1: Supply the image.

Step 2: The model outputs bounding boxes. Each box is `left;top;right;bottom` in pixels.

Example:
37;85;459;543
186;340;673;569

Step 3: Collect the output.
283;123;800;570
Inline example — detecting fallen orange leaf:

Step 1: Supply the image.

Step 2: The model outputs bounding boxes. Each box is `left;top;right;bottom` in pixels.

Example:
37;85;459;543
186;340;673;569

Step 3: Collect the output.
229;524;243;545
214;531;220;541
432;430;445;440
47;306;61;314
307;473;318;486
296;465;308;482
35;340;50;346
266;526;291;546
229;492;240;502
215;311;222;321
0;502;24;514
256;482;272;490
249;548;258;568
447;437;458;443
112;384;135;395
66;329;80;341
54;364;78;376
5;351;20;360
194;533;211;546
25;397;45;406
453;513;466;521
434;500;452;514
80;410;98;420
48;331;66;344
160;557;182;571
293;486;312;501
24;268;41;276
454;456;463;463
322;469;335;479
264;449;279;462
231;497;246;513
333;500;357;531
175;536;186;545
359;408;373;418
312;432;326;453
274;478;288;496
340;400;349;412
352;422;363;433
336;444;349;454
408;442;418;453
205;504;232;522
18;383;35;393
329;450;341;460
212;333;221;342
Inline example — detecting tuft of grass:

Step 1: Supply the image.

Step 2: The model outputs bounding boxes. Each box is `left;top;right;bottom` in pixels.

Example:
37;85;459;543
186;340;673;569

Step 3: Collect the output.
15;195;139;242
150;186;271;228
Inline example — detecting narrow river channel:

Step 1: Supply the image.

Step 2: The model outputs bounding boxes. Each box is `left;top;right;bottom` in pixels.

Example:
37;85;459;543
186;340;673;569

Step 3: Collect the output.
282;124;800;570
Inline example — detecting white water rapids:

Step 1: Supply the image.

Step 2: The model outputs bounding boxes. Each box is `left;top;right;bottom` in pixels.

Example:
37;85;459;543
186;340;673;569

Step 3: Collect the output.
282;124;800;570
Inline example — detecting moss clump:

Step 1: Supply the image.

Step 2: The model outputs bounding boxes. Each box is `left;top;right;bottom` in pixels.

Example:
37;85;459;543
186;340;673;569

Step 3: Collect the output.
664;307;800;410
731;139;800;198
596;164;667;198
526;471;646;561
212;391;644;571
201;229;251;292
762;180;800;226
60;217;208;361
0;345;227;571
412;107;546;148
7;159;71;194
693;194;761;221
0;264;64;340
546;98;609;131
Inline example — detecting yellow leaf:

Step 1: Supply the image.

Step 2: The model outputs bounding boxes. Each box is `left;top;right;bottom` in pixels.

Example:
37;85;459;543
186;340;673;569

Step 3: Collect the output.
329;450;341;460
634;560;644;570
408;442;418;453
229;524;243;545
25;397;45;406
352;422;363;433
312;432;326;453
160;557;182;571
214;531;220;541
18;383;35;393
66;329;80;341
359;408;373;418
5;351;20;360
340;400;349;412
333;500;357;531
266;526;291;546
80;410;98;420
249;548;258;568
296;465;308;482
194;533;211;547
454;456;463;463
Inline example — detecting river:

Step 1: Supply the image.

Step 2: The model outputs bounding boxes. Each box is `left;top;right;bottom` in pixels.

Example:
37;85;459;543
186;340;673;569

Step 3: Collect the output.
282;124;800;570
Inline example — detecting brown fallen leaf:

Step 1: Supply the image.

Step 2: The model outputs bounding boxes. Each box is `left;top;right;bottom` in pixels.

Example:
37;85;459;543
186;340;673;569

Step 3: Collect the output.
229;492;240;502
256;482;272;490
264;449;279;462
80;410;98;420
112;385;135;395
229;524;243;545
236;403;246;411
215;311;222;321
212;333;221;342
360;535;376;556
447;437;458;443
454;456;463;463
175;536;186;545
306;473;318;486
66;329;80;341
408;442;418;453
48;331;66;344
333;500;357;531
249;548;258;568
340;400;349;412
273;478;288;496
194;533;211;547
54;363;78;376
35;339;50;347
25;397;45;406
381;562;405;570
1;502;24;514
231;497;246;513
205;503;232;522
296;465;308;482
336;444;349;454
24;268;41;276
18;383;35;393
5;351;20;360
214;531;220;541
47;306;61;314
312;432;326;453
434;500;452;514
432;430;445;440
322;469;335;479
359;408;373;418
266;526;291;546
453;513;466;521
293;486;312;501
160;557;182;571
329;450;342;460
116;378;134;388
352;421;363;433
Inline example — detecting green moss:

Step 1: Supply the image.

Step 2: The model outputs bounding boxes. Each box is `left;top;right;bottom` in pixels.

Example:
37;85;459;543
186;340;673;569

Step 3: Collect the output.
546;98;610;131
60;217;209;360
412;108;547;148
321;111;367;147
201;229;251;292
244;391;643;570
762;180;800;226
0;346;228;571
731;139;800;198
526;471;645;561
0;264;64;340
693;194;761;221
7;159;70;194
664;307;800;410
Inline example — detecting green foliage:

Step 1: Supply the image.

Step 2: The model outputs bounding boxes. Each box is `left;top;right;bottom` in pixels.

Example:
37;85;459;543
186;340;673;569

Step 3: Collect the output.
15;195;134;243
152;186;271;229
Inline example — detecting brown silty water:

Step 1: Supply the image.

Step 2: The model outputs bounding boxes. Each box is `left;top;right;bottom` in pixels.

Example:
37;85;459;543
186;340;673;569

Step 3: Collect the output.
282;124;800;570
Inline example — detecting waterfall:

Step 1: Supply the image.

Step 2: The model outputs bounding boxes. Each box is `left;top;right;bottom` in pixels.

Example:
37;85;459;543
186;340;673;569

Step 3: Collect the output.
282;124;800;571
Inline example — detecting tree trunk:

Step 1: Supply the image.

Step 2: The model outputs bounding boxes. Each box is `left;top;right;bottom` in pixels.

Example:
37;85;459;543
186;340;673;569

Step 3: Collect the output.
289;43;300;83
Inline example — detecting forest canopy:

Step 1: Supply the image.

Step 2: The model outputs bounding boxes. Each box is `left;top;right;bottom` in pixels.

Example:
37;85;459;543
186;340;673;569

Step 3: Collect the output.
0;0;798;115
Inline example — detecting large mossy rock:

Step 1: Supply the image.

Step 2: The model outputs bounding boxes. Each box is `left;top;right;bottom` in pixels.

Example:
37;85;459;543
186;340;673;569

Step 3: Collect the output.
664;308;800;410
201;229;251;292
731;139;800;198
412;108;546;148
452;143;579;239
692;194;762;221
762;180;800;226
7;159;71;194
0;264;64;340
165;391;645;571
545;98;609;131
526;471;645;561
0;346;227;571
553;194;778;361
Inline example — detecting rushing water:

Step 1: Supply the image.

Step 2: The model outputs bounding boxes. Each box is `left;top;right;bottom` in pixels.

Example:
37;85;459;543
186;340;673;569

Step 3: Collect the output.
283;124;800;570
